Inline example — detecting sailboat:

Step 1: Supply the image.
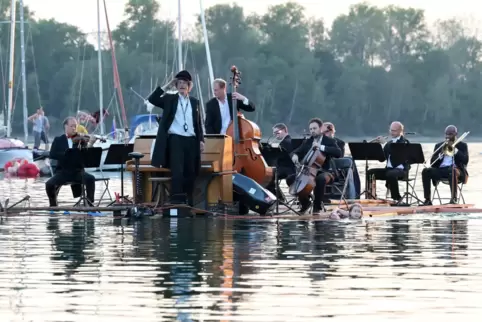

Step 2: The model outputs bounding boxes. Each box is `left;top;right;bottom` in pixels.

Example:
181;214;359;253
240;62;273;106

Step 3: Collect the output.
0;0;33;170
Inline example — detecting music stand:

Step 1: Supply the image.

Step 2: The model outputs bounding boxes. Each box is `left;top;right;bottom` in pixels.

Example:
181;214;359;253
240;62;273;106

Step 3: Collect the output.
349;142;386;200
390;143;425;206
65;147;102;207
104;144;134;205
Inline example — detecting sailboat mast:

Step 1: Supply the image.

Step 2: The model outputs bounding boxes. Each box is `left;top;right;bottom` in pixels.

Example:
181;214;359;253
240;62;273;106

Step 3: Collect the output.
199;0;214;96
177;0;182;71
6;0;17;137
97;0;104;135
19;0;28;142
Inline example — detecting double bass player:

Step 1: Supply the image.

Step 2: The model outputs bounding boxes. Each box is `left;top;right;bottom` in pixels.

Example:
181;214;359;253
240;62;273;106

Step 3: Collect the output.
205;78;255;134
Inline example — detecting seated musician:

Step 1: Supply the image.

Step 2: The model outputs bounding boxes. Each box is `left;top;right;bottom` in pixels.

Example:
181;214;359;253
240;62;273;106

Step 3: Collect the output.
205;78;255;134
144;70;205;206
321;122;356;199
289;118;342;214
422;125;468;205
366;121;408;202
265;123;296;198
45;117;98;207
322;122;345;157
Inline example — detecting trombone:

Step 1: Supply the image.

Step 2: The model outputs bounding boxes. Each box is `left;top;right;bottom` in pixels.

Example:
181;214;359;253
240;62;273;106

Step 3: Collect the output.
427;131;470;167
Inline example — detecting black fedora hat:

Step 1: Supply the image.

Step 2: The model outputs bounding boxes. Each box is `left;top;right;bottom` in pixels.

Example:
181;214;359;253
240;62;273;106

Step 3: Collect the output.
175;70;192;82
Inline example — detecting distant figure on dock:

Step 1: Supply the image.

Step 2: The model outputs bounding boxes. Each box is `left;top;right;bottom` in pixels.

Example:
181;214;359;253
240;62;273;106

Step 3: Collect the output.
45;117;99;207
28;107;49;150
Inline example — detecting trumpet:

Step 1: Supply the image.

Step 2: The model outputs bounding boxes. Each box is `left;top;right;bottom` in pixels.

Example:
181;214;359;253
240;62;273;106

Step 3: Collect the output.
368;135;388;143
428;131;469;167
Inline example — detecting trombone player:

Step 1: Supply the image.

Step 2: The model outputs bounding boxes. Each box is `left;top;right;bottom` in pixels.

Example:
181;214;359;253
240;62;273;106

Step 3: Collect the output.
421;125;469;205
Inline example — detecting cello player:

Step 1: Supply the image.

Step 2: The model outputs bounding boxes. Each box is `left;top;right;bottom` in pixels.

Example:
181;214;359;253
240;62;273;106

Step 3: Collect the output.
288;118;342;214
205;78;255;135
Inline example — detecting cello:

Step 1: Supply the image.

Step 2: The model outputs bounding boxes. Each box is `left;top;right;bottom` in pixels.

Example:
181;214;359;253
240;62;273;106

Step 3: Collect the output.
226;66;273;187
288;125;333;198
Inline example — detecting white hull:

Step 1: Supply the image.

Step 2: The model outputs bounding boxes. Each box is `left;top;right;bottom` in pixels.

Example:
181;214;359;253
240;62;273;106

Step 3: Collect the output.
0;148;33;169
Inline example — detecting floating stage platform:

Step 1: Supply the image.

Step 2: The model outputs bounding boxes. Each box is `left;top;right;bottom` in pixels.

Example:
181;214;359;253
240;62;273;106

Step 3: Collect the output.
1;196;479;220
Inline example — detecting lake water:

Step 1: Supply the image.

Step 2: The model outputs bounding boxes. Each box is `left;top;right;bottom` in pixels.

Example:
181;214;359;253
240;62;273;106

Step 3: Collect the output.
0;142;481;321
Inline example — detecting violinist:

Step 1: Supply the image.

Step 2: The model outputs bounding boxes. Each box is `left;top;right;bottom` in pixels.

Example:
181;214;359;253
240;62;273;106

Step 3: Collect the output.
366;121;408;202
421;125;469;205
321;122;345;157
45;117;98;207
265;123;295;197
288;118;342;214
205;78;255;135
144;70;205;206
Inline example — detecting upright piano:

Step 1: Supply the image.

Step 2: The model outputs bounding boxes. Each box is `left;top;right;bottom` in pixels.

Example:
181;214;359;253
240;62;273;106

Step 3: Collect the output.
126;134;234;210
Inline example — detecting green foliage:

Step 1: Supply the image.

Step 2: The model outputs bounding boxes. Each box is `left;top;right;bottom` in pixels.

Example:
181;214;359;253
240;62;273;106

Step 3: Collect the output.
1;1;482;136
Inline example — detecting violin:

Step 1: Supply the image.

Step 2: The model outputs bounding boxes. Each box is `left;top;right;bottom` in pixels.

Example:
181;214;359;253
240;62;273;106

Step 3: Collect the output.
288;127;332;198
226;66;273;187
70;133;107;143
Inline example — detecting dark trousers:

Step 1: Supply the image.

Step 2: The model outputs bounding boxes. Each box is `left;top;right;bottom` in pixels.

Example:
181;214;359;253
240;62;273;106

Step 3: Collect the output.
422;166;462;201
266;166;295;200
45;170;95;206
366;167;405;200
287;171;334;212
168;134;197;205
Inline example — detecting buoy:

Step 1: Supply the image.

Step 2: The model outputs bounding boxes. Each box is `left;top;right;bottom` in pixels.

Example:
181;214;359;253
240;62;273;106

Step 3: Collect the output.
3;158;40;178
17;163;40;178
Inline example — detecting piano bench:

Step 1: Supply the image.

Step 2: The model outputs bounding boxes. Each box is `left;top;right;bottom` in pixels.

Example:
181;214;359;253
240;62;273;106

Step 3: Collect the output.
149;177;171;208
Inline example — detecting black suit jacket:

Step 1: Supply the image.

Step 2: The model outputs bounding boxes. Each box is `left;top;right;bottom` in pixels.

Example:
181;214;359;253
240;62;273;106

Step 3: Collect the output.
205;93;255;134
292;135;342;172
147;86;204;172
275;134;295;170
334;137;345;157
49;134;88;197
430;140;469;179
383;136;410;170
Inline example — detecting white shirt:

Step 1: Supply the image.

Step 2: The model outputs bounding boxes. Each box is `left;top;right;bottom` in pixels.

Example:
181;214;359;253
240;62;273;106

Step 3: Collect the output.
67;137;73;149
440;155;454;167
386;136;403;169
218;97;231;135
168;94;196;137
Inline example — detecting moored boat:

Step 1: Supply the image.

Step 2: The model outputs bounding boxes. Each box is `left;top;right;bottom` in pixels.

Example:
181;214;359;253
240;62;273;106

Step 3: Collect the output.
0;137;33;170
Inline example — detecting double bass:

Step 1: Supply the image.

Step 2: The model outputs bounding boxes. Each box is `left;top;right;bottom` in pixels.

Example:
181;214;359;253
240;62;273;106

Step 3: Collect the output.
226;66;273;187
288;125;333;198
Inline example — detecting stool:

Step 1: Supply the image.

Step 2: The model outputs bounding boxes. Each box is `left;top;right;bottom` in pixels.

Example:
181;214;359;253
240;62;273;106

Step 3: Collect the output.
149;177;171;208
95;177;112;206
128;152;144;203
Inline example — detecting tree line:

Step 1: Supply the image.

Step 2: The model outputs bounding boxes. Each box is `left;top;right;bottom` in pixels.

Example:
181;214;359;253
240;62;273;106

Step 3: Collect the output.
1;0;481;137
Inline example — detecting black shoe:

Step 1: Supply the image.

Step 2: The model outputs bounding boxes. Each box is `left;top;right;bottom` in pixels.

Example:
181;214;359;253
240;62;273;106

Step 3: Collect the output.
449;198;457;204
299;200;312;214
422;200;432;206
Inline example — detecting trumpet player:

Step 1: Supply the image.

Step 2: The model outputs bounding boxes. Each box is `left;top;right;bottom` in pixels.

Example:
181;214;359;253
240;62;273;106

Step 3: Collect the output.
366;121;409;202
422;125;469;205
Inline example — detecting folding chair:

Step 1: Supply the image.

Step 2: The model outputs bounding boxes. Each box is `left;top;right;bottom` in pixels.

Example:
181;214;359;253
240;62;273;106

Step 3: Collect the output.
432;179;465;205
384;164;421;205
328;157;355;203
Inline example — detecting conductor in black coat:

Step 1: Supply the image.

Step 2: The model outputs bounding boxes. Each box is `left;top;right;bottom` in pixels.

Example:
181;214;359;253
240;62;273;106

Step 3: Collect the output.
288;118;342;214
144;70;205;205
421;125;469;205
45;117;97;207
205;78;255;134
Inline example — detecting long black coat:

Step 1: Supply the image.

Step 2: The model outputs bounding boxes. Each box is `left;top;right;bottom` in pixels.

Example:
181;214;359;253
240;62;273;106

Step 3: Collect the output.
204;93;255;134
146;86;204;173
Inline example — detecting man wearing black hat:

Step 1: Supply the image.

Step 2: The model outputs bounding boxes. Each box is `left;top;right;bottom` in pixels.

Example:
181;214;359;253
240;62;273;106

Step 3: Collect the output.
205;78;255;134
144;70;205;205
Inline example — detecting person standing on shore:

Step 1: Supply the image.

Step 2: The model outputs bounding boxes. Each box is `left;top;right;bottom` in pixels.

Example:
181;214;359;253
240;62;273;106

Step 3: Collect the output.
28;107;50;150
